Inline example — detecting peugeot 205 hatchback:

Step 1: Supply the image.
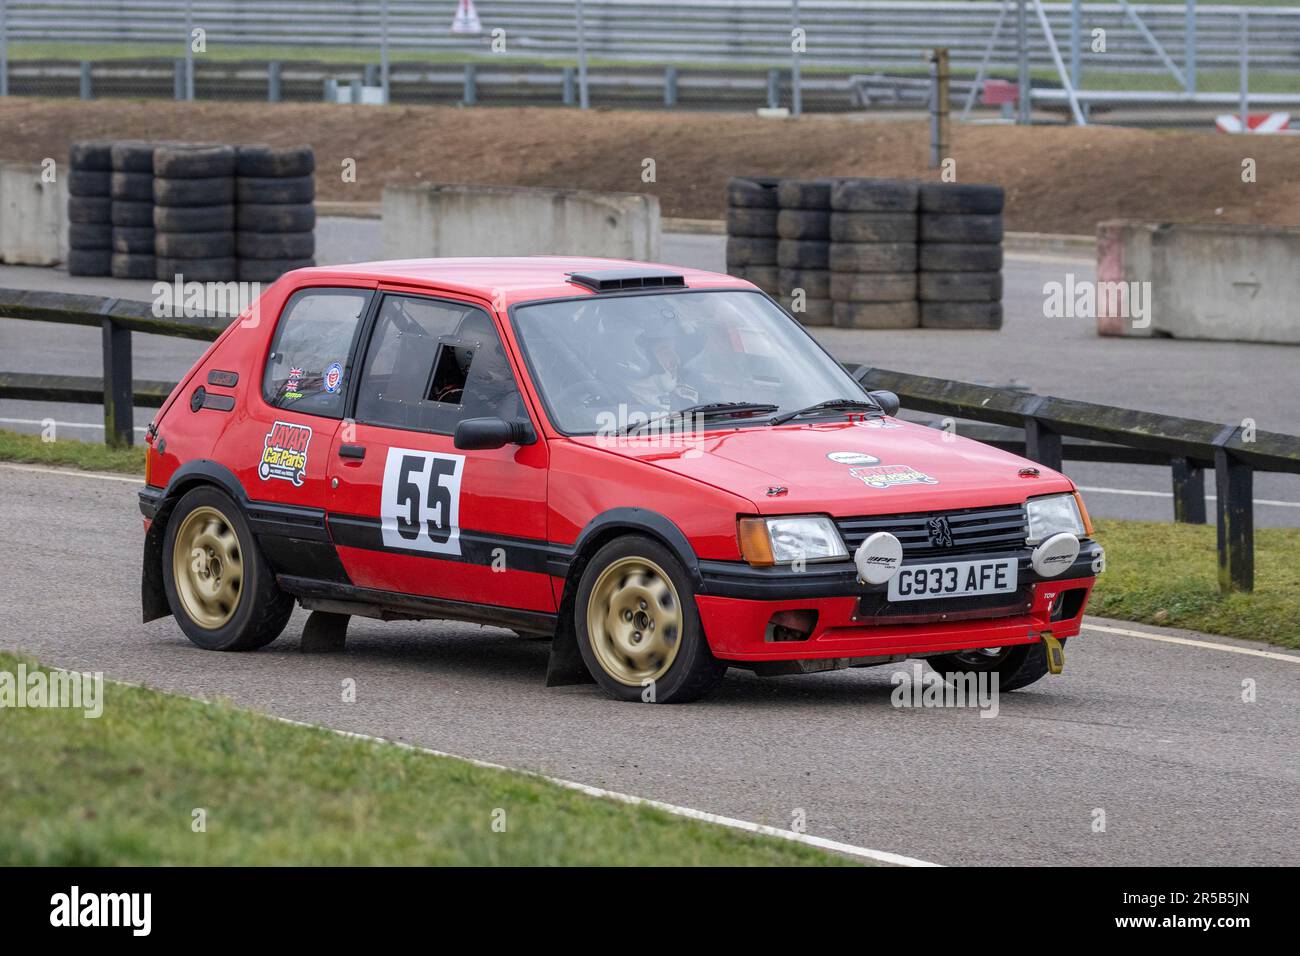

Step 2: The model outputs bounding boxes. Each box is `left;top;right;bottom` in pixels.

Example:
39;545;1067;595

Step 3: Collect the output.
140;258;1103;703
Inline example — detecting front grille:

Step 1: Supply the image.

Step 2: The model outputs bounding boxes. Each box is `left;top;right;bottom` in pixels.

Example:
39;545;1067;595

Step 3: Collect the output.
836;503;1028;559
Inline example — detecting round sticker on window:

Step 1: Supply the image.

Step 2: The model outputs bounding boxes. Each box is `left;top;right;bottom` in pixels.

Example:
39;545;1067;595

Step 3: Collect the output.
324;362;343;393
827;451;879;466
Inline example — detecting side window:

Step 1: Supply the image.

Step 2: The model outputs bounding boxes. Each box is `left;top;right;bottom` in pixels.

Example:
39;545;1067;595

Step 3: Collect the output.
263;288;371;419
355;294;525;434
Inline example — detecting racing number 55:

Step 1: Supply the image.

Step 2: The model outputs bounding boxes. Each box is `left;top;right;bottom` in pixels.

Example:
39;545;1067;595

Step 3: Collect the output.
380;447;465;555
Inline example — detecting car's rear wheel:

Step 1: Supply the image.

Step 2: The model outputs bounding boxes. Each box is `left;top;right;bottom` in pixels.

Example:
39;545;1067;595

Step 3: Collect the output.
927;641;1059;692
162;486;293;651
575;535;725;703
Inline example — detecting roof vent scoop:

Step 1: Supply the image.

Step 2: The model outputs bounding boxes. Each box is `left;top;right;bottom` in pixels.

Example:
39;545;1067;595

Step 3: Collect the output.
567;268;686;293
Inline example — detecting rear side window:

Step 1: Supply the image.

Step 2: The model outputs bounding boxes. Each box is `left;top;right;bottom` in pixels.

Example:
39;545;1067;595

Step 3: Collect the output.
263;288;371;419
355;294;525;434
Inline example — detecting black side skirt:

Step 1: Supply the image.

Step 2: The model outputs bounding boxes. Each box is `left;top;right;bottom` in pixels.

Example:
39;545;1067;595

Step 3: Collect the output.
277;575;558;635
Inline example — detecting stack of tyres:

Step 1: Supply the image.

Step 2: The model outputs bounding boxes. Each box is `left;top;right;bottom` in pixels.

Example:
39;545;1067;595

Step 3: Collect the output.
917;183;1004;329
723;176;780;298
109;142;161;280
775;178;835;326
236;146;316;282
153;145;237;282
828;179;920;329
66;142;113;276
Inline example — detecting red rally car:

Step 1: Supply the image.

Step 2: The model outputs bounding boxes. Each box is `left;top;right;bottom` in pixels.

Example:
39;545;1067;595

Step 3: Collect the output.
140;257;1103;703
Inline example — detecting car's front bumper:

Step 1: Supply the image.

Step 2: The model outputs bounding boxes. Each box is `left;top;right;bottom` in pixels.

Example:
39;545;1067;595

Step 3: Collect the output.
694;541;1100;662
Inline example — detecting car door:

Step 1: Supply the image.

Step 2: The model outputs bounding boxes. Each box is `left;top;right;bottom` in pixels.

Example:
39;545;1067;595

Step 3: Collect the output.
325;290;553;614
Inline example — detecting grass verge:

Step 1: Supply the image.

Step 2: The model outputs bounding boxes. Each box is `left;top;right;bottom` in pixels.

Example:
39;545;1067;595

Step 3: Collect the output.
1089;518;1300;650
0;652;853;866
0;428;145;474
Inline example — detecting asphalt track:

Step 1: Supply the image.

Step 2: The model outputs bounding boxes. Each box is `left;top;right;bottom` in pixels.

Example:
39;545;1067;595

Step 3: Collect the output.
3;462;1298;867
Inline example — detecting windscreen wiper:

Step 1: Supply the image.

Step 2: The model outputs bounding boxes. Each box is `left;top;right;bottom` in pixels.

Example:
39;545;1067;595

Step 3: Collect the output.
769;397;882;426
619;401;778;437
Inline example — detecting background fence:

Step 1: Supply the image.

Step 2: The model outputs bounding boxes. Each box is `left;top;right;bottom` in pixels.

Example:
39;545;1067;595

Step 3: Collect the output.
0;1;1296;126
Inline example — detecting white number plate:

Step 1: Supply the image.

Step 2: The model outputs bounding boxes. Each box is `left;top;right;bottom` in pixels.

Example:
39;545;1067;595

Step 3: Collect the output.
887;557;1018;602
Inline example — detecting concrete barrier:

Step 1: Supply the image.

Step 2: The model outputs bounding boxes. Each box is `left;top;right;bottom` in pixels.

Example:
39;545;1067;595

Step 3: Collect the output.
1097;220;1300;345
0;163;66;266
381;183;660;262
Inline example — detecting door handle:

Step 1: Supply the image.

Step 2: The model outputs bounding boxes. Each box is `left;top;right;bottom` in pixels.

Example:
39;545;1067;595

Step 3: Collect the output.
338;444;366;460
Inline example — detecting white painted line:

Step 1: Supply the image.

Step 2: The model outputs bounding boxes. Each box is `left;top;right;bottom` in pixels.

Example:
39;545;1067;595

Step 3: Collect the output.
0;462;141;484
1078;485;1300;509
1084;622;1300;664
0;417;148;433
40;666;938;867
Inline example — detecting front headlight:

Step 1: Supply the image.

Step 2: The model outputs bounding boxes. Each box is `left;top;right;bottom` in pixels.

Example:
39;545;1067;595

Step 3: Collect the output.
738;515;848;566
1025;493;1087;545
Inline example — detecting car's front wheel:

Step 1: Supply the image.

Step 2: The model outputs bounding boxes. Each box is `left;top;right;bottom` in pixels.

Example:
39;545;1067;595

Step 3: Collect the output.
575;535;726;703
927;641;1060;692
162;486;293;651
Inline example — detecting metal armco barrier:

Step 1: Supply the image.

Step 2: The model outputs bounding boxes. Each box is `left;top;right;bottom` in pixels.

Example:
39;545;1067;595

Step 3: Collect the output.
1;288;1295;594
855;366;1300;594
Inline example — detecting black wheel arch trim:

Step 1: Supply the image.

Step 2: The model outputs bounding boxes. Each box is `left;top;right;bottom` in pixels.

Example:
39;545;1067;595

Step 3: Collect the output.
555;507;704;589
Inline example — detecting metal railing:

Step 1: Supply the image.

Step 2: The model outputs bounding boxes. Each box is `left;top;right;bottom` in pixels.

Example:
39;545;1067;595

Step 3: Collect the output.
1;2;1297;121
2;288;1296;593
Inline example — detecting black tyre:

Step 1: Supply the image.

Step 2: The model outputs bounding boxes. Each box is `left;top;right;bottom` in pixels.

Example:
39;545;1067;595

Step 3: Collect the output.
919;182;1005;215
69;142;114;171
829;241;917;273
920;213;1004;244
725;206;778;238
919;242;1003;272
574;535;726;703
920;301;1004;330
725;236;779;267
236;257;316;282
154;145;236;179
831;178;919;213
777;178;834;210
778;267;831;300
111;141;158;173
155;230;236;258
154;176;235;207
237;202;316;232
112;226;155;254
155;203;236;233
926;641;1056;692
787;296;834;327
777;239;830;269
110;171;154;202
830;212;917;243
68;196;112;224
919;270;1002;302
776;208;831;240
68;169;110;198
111;253;157;279
66;248;112;276
68;222;111;250
156;256;238;282
236;145;316;178
111;200;155;227
162;486;293;652
731;264;779;295
830;271;917;303
724;176;780;209
236;175;315;205
236;230;315;260
832;300;920;330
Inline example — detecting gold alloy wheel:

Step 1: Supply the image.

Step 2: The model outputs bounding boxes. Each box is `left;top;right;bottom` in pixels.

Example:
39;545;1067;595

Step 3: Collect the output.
586;556;684;686
172;505;243;629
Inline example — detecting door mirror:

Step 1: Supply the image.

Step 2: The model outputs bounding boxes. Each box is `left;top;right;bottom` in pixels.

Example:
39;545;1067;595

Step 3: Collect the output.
868;389;900;416
454;417;535;450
